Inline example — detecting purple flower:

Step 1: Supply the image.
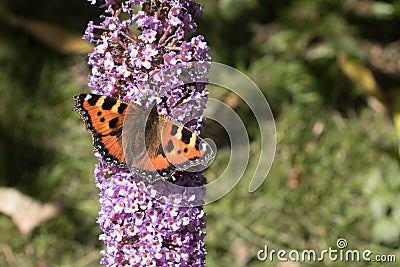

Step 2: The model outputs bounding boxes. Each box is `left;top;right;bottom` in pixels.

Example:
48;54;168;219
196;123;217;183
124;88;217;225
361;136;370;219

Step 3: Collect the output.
83;0;210;266
139;29;157;43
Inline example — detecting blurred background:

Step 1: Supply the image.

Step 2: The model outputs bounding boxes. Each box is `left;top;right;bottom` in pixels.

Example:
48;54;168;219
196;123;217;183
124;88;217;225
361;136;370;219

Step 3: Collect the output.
1;0;400;266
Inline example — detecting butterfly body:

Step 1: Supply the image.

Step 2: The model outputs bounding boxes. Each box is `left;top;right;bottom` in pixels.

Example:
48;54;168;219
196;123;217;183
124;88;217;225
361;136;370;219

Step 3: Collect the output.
73;94;213;182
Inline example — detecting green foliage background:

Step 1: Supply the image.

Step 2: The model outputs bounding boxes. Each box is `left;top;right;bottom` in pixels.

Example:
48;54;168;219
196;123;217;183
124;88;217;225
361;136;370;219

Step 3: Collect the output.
1;0;400;266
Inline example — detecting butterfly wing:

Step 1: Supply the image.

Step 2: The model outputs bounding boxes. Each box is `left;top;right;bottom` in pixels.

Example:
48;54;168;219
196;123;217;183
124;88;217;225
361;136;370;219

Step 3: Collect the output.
73;94;128;167
131;153;174;181
160;119;214;172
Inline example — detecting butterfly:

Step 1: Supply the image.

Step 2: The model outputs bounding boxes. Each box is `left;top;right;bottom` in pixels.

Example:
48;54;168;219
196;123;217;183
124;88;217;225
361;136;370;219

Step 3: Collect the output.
73;93;214;182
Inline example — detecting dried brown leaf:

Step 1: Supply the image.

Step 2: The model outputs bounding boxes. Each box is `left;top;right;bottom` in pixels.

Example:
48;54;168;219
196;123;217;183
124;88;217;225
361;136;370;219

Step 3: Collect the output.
0;187;60;235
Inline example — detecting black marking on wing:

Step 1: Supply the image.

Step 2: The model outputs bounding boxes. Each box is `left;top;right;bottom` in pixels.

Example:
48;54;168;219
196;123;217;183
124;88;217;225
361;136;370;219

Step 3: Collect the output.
195;139;200;150
109;117;119;129
102;97;117;110
166;140;174;153
181;128;192;145
118;103;128;114
171;124;178;136
87;94;100;106
109;128;122;136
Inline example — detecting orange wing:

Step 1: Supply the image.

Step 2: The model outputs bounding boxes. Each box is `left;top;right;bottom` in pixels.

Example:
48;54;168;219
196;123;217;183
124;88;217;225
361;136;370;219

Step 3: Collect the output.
160;119;214;172
73;94;128;167
132;153;174;181
129;118;214;182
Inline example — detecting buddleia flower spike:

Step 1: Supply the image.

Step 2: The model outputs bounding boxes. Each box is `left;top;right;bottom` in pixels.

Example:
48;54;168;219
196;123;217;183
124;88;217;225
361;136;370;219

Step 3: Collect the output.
77;0;211;266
